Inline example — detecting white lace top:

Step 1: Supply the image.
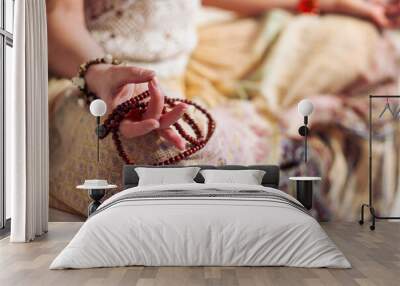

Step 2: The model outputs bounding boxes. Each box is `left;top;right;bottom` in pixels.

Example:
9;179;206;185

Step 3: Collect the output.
85;0;200;77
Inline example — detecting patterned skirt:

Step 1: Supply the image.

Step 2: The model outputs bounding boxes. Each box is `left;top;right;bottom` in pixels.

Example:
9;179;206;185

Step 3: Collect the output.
49;11;400;219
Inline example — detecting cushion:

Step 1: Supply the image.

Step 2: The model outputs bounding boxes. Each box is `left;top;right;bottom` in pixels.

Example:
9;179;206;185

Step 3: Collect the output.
135;167;201;186
200;169;266;185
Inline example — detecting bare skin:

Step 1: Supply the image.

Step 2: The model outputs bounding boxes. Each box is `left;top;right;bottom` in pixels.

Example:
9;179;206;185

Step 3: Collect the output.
47;0;400;146
47;0;188;149
203;0;400;28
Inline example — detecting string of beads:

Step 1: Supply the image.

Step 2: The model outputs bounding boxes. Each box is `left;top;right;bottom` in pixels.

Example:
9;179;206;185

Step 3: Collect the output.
98;90;216;165
71;55;216;165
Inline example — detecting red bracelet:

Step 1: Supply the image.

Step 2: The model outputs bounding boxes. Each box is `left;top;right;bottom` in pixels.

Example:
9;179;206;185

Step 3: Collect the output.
297;0;319;13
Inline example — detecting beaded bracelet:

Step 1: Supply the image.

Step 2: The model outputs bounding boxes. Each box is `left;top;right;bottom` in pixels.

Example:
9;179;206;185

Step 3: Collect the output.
71;56;216;165
72;54;121;105
297;0;319;13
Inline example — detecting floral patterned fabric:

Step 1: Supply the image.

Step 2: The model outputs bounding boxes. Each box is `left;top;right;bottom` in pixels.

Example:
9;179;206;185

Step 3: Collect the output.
49;3;400;220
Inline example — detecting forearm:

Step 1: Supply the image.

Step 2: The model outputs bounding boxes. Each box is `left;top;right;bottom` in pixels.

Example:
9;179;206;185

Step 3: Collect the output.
202;0;299;15
47;0;104;78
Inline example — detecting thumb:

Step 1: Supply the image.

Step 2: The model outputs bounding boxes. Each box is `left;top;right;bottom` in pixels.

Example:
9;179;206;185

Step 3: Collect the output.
370;8;390;28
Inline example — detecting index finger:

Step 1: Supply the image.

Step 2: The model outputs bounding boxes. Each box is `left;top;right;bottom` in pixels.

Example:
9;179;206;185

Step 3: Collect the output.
142;78;164;120
110;65;155;94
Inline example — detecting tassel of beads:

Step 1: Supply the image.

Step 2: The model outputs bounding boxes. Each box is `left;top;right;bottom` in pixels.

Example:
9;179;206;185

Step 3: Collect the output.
100;90;216;165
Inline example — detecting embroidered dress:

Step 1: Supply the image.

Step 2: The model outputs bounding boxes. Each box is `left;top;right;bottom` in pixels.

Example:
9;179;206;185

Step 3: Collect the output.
49;0;272;216
49;0;400;219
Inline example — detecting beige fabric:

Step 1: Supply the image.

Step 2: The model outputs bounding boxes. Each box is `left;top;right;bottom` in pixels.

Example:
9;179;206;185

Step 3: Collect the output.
259;15;397;111
49;7;400;219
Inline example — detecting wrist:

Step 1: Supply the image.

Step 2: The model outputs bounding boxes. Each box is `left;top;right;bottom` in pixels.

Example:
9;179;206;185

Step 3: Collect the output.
297;0;320;13
317;0;341;13
84;63;109;95
71;54;121;105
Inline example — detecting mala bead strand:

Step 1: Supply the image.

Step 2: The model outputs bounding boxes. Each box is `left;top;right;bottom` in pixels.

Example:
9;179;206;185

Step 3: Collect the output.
165;100;203;145
99;90;216;165
71;56;216;165
174;98;216;140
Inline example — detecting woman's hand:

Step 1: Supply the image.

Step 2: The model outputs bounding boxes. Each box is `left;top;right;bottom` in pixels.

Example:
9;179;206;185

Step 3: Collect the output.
320;0;400;28
203;0;400;28
85;63;188;150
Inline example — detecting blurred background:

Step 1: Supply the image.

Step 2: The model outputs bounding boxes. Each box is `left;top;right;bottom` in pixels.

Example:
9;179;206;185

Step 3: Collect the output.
46;0;400;221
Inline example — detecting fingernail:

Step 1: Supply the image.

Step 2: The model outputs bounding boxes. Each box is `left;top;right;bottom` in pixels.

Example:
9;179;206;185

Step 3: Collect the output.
184;104;193;113
149;80;157;90
151;120;160;129
152;77;159;87
179;142;187;151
